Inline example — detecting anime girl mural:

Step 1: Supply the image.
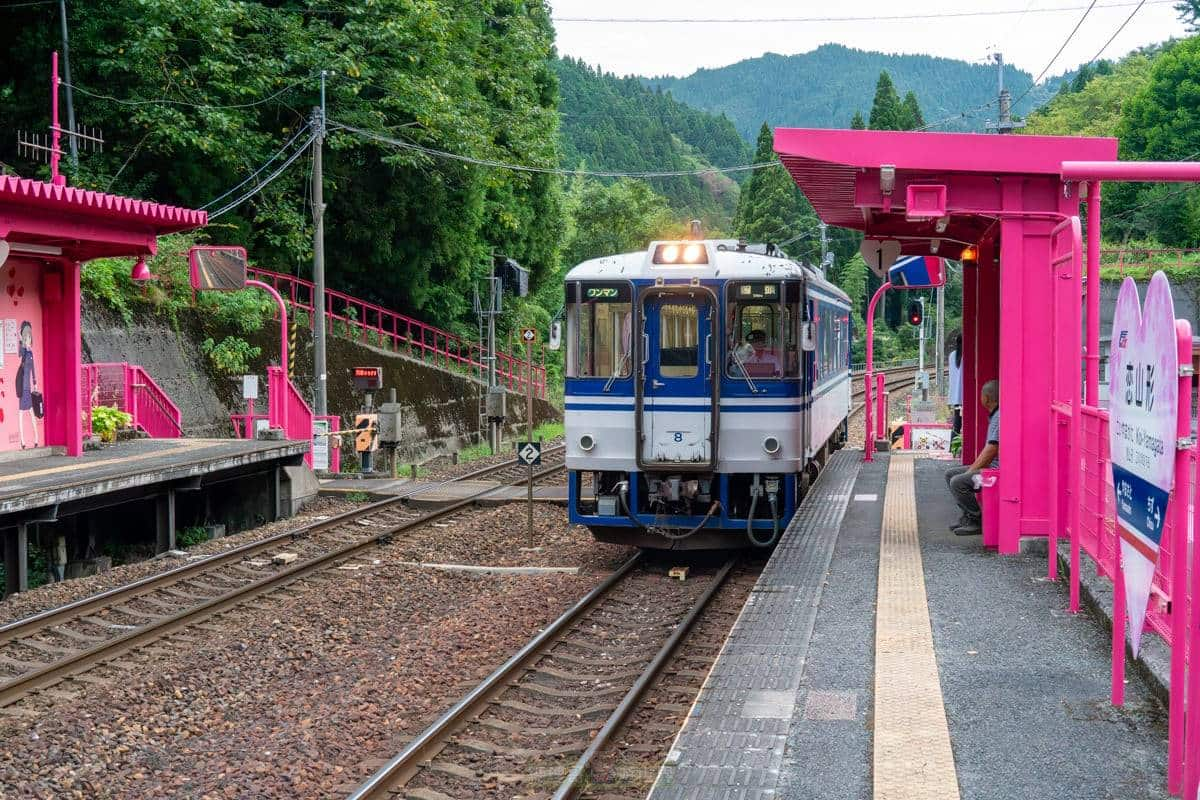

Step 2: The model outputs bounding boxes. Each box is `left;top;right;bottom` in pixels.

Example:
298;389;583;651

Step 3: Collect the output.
17;321;39;448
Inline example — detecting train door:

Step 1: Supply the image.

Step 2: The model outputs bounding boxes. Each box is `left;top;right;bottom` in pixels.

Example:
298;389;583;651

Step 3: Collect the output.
637;287;717;469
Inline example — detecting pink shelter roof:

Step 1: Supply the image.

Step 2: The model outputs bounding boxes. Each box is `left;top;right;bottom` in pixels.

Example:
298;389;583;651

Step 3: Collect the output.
774;128;1118;232
0;175;207;261
0;176;206;230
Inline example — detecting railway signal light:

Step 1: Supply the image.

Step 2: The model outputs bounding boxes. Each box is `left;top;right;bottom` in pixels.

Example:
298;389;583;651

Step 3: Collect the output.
907;300;923;327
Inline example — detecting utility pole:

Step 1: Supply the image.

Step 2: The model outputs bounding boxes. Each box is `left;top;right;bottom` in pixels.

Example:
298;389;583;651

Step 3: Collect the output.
311;71;328;417
819;221;828;266
57;0;77;170
986;52;1025;134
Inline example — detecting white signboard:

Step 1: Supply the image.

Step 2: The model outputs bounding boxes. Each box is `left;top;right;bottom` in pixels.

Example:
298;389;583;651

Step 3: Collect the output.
1107;272;1179;655
4;319;17;355
242;374;258;400
312;419;330;471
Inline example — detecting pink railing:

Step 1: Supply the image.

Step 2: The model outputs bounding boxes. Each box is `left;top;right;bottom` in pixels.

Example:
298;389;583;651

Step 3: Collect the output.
230;367;340;471
81;362;183;439
1063;378;1198;795
246;266;547;399
1101;247;1200;275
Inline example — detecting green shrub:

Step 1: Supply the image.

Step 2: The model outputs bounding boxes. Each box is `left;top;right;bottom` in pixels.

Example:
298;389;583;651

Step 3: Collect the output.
91;405;133;442
202;336;263;375
177;526;209;548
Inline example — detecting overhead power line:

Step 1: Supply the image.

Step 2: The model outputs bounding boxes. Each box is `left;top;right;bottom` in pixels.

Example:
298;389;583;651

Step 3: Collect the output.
331;122;778;178
202;122;311;210
552;0;1169;24
1084;0;1149;63
65;73;316;111
207;130;315;220
919;0;1129;131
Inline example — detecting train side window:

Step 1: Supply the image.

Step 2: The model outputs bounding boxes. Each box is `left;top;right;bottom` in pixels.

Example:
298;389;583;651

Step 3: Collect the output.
567;284;632;379
658;304;698;378
782;283;802;378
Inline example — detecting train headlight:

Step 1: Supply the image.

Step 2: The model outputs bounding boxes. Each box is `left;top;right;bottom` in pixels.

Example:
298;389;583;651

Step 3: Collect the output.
683;243;703;263
579;433;596;452
762;435;781;455
660;244;680;263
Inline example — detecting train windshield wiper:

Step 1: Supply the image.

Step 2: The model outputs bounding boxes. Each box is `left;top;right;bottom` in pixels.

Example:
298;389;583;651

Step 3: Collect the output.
729;350;759;394
603;352;631;393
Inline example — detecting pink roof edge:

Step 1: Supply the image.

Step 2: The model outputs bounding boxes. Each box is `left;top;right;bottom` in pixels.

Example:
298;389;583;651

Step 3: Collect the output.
0;174;207;231
774;127;1118;175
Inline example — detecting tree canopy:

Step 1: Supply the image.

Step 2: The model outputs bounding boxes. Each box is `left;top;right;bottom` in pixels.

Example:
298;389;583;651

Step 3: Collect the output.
3;0;565;325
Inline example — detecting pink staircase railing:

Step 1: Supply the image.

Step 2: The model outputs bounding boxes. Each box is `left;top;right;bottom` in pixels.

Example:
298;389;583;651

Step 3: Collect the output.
81;362;183;439
230;367;340;471
246;266;547;399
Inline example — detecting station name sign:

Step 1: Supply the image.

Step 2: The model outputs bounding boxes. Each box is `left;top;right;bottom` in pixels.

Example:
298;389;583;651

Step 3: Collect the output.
1107;271;1179;656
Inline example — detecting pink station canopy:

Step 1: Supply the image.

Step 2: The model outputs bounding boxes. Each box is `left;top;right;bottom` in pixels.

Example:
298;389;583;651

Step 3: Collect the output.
773;127;1117;259
0;174;206;261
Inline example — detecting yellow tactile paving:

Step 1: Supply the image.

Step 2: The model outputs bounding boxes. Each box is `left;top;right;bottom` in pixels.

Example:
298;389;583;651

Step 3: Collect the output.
874;454;961;800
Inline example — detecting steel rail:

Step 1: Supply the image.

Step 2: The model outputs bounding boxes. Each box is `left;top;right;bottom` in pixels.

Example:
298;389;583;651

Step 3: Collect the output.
0;458;566;707
0;444;564;646
551;557;737;800
345;550;647;800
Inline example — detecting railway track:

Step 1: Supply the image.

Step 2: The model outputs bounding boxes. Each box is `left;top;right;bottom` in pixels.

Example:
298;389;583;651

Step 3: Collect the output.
0;445;566;708
347;552;740;800
850;366;918;416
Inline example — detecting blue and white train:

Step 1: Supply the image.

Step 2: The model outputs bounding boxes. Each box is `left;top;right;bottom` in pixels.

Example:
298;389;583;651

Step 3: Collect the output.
563;238;852;549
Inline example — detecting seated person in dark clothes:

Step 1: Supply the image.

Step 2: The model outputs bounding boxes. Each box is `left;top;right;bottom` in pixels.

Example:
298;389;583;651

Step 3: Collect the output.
943;379;999;536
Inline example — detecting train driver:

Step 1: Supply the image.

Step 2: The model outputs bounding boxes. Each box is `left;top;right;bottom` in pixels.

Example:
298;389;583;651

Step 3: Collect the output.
740;330;781;376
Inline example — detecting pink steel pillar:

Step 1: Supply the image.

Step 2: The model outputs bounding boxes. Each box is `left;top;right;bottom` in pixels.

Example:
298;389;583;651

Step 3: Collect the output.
1168;319;1192;794
1188;440;1200;800
962;258;978;461
1085;182;1102;403
875;372;886;442
246;279;289;378
40;260;82;456
862;281;891;463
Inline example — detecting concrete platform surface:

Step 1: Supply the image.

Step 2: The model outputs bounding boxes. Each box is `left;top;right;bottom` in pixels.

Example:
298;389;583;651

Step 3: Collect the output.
0;438;309;515
651;452;1171;800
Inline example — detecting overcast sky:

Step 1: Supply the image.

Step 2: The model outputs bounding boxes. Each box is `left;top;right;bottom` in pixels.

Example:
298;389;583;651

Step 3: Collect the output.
551;0;1189;79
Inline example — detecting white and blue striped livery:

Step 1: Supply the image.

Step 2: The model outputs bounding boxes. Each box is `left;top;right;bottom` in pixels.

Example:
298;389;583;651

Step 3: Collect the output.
564;239;852;549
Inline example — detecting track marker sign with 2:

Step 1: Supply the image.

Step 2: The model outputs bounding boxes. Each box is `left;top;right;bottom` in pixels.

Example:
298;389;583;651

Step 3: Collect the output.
521;327;537;344
1107;271;1179;656
517;441;541;466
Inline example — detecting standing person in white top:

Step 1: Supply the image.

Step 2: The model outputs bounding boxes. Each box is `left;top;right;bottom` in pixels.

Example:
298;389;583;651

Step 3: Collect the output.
948;331;964;435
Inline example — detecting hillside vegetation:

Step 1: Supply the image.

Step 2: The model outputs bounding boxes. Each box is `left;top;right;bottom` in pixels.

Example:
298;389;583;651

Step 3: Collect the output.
556;57;751;227
1023;35;1200;248
648;44;1065;139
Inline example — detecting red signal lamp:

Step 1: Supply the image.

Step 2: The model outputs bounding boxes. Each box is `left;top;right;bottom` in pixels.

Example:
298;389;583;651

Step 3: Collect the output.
907;300;923;327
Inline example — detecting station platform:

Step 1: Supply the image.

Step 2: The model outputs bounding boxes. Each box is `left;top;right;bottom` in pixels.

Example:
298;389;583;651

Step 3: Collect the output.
1;438;311;594
320;476;568;507
651;451;1171;800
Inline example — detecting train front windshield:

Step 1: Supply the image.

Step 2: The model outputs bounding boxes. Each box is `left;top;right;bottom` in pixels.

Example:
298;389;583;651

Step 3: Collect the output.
726;282;803;379
566;282;633;379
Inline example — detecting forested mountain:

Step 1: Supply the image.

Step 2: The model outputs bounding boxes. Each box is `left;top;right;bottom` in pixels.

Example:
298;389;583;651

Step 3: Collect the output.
648;44;1065;140
555;57;751;227
2;1;564;325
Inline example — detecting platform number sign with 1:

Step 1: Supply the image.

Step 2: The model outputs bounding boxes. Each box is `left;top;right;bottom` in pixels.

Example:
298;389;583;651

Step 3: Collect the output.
517;441;541;466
